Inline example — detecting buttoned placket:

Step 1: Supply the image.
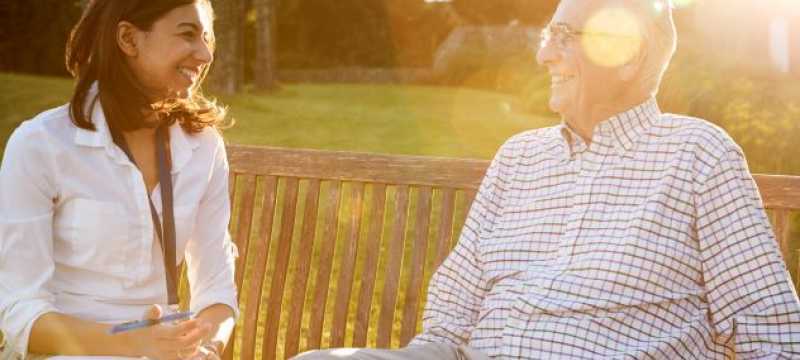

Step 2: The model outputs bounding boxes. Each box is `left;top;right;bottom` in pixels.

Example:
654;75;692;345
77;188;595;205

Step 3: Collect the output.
501;129;584;357
108;143;159;288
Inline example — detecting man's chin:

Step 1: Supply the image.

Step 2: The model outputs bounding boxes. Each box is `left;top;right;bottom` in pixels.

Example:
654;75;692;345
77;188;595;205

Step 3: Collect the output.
548;98;567;115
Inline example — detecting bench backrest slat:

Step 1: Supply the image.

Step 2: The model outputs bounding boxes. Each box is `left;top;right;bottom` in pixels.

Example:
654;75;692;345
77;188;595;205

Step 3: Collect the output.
262;178;299;358
330;183;365;348
306;180;341;350
376;185;410;349
228;145;488;189
284;179;321;356
400;186;434;345
211;145;799;360
352;183;388;347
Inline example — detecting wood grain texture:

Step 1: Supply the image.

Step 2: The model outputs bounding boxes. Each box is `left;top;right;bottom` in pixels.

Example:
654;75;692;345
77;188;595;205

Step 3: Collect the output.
227;144;487;189
352;184;388;347
284;180;322;358
262;178;299;359
400;187;433;345
376;186;410;348
306;181;342;350
436;189;456;268
232;174;257;290
238;176;278;360
772;210;791;262
754;175;800;210
330;183;365;347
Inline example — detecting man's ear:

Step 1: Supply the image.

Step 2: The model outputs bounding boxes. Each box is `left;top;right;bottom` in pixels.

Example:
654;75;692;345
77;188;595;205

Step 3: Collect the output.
619;46;647;82
117;21;140;57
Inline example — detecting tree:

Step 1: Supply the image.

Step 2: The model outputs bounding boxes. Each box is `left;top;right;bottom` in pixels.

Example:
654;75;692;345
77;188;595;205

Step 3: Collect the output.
253;0;279;90
207;0;246;94
451;0;558;25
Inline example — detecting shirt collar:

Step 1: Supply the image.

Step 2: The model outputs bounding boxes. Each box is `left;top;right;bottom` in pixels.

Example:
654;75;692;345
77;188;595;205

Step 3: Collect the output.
595;97;660;152
73;82;200;174
557;97;661;155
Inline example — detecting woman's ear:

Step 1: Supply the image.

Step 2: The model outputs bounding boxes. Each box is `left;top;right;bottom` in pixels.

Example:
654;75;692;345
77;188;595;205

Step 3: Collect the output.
117;21;139;57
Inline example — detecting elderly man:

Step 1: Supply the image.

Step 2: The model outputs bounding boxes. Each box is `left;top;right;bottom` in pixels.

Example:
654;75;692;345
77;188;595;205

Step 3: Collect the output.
295;0;800;358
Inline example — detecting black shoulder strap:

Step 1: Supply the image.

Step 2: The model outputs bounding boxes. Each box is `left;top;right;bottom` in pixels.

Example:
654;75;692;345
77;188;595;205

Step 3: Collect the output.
110;124;179;305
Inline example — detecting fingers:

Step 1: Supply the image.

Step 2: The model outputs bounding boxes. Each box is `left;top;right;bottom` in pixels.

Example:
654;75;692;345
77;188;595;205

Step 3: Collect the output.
184;345;220;360
143;304;163;320
154;320;212;348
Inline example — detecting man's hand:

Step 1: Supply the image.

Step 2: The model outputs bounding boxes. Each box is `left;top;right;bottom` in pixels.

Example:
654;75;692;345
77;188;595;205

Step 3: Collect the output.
130;305;212;360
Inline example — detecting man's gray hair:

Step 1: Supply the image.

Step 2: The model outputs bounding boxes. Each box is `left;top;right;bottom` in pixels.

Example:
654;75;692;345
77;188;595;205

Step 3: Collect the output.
626;0;678;95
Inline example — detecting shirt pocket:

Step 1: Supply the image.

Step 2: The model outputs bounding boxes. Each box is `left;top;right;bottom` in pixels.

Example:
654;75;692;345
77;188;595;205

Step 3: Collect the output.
54;198;127;274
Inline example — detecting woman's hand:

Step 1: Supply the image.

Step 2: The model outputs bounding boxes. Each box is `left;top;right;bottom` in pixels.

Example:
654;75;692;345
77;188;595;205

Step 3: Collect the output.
185;344;221;360
131;305;211;360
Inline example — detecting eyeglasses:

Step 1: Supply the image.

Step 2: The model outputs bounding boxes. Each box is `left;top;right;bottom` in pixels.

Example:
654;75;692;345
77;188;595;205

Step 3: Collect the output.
540;22;639;50
540;22;585;49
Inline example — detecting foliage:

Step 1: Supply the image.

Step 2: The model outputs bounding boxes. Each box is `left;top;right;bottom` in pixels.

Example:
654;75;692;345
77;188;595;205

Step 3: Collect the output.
451;0;558;25
0;0;83;76
658;49;800;175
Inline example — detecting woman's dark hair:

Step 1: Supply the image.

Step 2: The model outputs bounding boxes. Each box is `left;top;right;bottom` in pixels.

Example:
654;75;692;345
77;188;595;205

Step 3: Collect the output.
66;0;227;134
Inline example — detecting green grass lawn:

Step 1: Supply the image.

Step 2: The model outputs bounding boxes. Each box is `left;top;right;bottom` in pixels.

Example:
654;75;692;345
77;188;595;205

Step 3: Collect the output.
0;72;558;160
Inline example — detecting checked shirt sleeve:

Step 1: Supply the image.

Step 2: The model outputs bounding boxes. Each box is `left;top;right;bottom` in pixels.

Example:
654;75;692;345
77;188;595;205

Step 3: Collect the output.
411;140;514;346
695;146;800;359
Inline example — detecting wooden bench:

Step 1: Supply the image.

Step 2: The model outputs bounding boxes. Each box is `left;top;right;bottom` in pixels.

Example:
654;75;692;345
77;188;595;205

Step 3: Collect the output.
211;144;800;360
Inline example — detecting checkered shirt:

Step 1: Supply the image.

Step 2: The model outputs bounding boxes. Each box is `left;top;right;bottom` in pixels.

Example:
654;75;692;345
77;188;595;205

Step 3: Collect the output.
411;99;800;359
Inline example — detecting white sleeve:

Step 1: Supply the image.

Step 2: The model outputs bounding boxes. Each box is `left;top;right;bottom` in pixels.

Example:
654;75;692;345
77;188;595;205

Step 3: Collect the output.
184;134;239;317
0;123;60;358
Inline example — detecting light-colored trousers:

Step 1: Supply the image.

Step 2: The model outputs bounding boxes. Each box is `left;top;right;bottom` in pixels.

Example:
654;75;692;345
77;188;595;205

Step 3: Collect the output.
292;343;490;360
30;357;141;359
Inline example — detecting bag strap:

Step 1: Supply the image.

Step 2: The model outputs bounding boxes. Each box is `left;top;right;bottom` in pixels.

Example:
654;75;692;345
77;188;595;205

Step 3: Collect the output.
110;124;179;305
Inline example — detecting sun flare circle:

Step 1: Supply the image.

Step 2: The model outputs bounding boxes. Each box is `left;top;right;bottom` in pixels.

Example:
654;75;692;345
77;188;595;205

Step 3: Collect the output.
581;7;644;68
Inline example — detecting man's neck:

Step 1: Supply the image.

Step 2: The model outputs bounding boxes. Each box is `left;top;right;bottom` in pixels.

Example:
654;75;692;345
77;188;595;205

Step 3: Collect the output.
565;95;651;144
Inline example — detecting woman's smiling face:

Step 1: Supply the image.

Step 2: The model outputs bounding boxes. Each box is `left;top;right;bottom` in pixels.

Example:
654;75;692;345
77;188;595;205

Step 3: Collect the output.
123;2;214;100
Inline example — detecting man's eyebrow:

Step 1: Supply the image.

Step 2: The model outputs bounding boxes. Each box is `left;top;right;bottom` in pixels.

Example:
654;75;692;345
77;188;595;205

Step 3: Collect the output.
177;22;200;31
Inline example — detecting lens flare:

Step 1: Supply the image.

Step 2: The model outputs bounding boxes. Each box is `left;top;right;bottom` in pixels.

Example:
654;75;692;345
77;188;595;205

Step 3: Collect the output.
581;7;643;68
671;0;696;8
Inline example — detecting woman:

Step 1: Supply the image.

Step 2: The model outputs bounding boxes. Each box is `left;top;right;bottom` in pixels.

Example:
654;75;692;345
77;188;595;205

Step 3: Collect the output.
0;1;237;359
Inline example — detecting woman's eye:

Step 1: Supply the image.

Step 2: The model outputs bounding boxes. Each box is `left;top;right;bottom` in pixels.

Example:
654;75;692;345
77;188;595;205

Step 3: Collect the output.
181;32;196;40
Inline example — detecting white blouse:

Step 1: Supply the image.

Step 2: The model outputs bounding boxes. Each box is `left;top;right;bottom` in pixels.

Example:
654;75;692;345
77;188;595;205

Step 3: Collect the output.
0;92;238;358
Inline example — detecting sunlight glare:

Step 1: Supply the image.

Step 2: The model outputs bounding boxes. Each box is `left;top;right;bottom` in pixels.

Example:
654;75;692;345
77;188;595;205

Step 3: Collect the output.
581;7;643;68
768;17;791;73
670;0;696;9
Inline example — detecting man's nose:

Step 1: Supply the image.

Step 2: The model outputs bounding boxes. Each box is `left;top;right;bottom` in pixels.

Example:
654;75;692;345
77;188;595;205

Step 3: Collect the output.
536;39;559;66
